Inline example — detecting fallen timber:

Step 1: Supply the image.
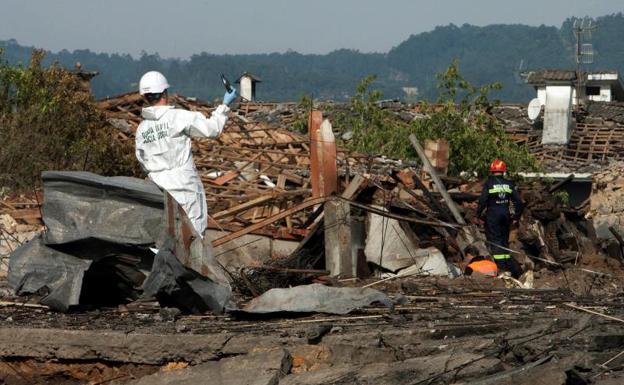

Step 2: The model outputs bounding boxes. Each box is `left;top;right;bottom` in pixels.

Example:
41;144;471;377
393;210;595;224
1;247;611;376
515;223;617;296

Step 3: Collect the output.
1;277;624;384
2;98;624;383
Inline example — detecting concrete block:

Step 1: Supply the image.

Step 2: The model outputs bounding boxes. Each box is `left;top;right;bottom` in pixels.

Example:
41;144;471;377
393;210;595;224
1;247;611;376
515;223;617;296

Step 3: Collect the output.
324;200;352;277
365;211;420;272
130;349;291;385
0;327;230;365
209;231;298;271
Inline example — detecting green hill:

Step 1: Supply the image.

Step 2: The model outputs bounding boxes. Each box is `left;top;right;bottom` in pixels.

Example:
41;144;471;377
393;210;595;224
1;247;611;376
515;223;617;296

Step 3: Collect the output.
1;13;623;103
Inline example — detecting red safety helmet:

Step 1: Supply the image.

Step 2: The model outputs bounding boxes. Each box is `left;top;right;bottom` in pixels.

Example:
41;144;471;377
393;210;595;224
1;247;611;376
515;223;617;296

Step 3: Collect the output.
490;159;506;173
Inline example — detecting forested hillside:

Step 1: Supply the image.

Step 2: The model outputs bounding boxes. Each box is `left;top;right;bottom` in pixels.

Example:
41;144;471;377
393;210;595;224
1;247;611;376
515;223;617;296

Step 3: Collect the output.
1;13;623;102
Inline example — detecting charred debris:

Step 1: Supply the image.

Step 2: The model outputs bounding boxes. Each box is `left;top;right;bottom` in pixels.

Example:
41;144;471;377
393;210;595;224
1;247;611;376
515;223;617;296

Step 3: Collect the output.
1;95;624;384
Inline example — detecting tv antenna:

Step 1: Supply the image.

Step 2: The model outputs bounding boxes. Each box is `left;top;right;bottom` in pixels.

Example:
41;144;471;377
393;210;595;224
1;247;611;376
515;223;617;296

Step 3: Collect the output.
513;59;529;85
573;17;597;108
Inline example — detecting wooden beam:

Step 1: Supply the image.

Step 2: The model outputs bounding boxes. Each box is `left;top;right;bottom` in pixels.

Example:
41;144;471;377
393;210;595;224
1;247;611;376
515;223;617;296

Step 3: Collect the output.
8;209;41;220
309;111;323;198
206;221;306;241
409;134;488;256
207;171;239;186
341;174;367;199
339;198;460;229
211;194;275;220
211;197;327;247
409;135;465;225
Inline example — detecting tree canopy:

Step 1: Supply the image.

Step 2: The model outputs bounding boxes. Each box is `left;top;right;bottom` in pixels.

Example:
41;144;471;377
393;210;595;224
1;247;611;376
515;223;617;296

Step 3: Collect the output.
1;13;623;103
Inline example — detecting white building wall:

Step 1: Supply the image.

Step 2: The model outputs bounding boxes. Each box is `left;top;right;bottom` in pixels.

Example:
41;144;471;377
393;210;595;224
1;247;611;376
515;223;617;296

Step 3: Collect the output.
601;86;613;102
240;77;253;101
537;87;546;106
538;86;582;105
542;85;573;145
588;86;612;102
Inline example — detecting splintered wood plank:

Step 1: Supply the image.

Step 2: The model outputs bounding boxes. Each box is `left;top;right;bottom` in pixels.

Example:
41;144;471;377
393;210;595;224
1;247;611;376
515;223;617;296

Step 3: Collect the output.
0;201;16;211
212;194;275;220
276;175;287;191
8;208;41;220
204;153;301;170
281;171;305;185
211;196;327;247
207;171;239;186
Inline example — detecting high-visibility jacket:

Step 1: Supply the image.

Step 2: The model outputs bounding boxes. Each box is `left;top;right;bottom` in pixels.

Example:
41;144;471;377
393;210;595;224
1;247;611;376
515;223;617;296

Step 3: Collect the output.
476;175;523;261
476;175;523;220
466;260;498;277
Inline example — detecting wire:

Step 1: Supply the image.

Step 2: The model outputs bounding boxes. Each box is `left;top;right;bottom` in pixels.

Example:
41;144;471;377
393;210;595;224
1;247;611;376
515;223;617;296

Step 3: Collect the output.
207;212;263;267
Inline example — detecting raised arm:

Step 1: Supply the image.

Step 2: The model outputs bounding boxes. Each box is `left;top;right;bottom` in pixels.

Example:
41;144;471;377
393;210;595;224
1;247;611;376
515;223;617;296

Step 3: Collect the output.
184;105;230;138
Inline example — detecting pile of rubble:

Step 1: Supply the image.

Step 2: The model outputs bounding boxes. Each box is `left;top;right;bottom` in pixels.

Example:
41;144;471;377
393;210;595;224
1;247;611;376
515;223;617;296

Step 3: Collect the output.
1;94;624;384
2;276;624;384
494;102;624;172
589;161;624;259
1;96;619;303
0;194;42;277
98;94;389;244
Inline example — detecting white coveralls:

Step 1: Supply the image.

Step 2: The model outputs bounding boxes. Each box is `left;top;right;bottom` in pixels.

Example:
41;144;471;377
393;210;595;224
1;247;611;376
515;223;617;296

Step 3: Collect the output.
135;104;229;236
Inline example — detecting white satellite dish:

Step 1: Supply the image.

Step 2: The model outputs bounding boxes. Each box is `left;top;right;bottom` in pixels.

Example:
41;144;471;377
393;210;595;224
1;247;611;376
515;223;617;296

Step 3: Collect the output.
527;98;542;120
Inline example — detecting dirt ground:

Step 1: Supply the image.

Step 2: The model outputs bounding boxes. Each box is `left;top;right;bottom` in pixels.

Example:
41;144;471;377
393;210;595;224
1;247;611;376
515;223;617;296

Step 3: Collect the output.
1;266;624;384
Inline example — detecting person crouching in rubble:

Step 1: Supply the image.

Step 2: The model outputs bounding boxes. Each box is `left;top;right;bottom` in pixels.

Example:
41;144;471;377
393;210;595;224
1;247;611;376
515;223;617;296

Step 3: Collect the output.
476;159;523;278
135;71;237;236
461;246;498;277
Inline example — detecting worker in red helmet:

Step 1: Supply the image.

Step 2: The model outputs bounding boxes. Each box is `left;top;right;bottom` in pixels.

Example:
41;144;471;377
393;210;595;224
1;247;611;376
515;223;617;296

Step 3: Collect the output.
476;159;523;278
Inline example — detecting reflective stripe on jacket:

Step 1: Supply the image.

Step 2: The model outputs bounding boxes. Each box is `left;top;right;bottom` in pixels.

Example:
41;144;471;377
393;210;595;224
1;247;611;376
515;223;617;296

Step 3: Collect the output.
476;175;523;219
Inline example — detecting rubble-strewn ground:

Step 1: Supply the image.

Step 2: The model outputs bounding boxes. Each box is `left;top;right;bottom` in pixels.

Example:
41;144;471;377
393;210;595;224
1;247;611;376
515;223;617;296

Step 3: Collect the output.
2;97;624;384
1;270;624;385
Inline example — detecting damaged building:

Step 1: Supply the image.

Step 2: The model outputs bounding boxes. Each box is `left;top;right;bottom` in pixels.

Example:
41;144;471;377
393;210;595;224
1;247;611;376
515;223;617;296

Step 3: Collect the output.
2;75;624;384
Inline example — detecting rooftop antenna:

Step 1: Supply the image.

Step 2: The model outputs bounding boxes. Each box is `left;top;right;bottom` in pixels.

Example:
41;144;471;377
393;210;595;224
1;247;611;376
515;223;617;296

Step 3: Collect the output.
573;17;597;109
513;59;529;85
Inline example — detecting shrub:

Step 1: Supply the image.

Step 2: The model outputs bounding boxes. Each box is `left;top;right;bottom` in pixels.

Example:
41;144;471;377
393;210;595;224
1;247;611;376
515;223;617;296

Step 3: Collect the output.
339;61;540;177
0;50;140;191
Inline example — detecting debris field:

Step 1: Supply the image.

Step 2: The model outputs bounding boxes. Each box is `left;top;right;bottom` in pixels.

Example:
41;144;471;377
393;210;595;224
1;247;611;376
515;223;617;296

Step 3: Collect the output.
1;95;624;384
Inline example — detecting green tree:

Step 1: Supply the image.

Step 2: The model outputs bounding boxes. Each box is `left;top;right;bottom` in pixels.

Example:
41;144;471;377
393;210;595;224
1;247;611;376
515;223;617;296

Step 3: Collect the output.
412;60;539;176
0;50;140;191
341;61;540;177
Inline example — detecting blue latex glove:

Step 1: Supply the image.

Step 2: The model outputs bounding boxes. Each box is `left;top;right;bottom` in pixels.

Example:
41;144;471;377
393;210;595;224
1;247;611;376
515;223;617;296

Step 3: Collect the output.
223;87;237;105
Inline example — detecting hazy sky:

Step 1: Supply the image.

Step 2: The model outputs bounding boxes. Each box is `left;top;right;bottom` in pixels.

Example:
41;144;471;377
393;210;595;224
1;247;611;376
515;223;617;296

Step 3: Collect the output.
1;0;622;58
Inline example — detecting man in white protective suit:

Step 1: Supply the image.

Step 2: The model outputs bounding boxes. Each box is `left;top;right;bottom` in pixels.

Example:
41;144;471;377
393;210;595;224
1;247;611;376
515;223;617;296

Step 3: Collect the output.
135;71;237;236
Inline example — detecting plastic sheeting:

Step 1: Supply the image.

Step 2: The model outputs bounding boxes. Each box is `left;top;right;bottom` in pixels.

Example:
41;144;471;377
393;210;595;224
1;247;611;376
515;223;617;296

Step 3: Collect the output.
41;171;164;245
240;284;393;315
8;171;231;313
8;235;93;312
142;238;232;314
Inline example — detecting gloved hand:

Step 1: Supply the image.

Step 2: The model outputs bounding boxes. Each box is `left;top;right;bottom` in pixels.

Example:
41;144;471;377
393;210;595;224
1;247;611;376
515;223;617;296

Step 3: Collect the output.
223;87;237;105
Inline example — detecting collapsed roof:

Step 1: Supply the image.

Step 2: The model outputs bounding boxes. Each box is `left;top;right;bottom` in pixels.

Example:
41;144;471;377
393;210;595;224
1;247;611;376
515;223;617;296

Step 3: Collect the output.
98;92;624;180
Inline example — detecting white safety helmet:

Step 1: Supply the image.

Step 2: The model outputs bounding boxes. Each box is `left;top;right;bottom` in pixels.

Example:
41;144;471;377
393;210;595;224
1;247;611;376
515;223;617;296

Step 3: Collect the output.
139;71;170;95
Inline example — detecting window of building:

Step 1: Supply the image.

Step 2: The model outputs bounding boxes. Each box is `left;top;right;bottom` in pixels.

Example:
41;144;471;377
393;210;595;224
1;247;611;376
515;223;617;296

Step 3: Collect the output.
586;86;601;96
